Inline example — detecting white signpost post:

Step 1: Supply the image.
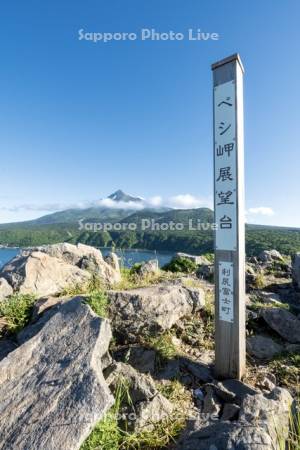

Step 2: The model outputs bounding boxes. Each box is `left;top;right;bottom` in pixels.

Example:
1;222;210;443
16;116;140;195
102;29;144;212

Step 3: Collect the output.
212;54;246;379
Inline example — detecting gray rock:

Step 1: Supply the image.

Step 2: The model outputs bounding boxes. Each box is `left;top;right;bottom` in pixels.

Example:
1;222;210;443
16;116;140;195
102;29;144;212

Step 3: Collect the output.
211;379;258;405
247;335;284;360
31;296;63;320
0;339;17;361
0;297;114;450
292;253;300;289
34;242;101;266
246;308;259;321
108;283;205;341
180;358;213;383
261;307;300;343
221;403;240;421
285;343;300;353
258;377;276;392
17;301;62;344
0;278;13;301
133;393;173;431
175;253;211;265
177;387;292;450
137;259;159;276
106;362;157;403
156;358;181;381
123;346;156;374
258;291;282;305
104;252;120;272
0;251;91;297
202;385;222;416
105;362;173;431
80;252;121;284
0;243;121;297
259;249;284;263
196;264;214;281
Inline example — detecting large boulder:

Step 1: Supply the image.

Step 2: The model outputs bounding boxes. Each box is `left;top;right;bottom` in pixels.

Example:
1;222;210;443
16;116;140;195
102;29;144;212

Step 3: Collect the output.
35;243;121;284
258;249;284;263
137;259;159;277
0;243;121;297
247;335;284;360
0;251;91;297
178;387;292;450
0;339;16;361
108;283;205;342
261;307;300;343
33;242;100;263
0;297;114;450
175;253;211;265
0;278;13;301
292;253;300;289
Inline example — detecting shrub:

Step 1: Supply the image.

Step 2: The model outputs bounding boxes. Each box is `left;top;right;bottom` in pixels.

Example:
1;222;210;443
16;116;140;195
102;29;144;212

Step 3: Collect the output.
163;257;197;274
0;294;36;336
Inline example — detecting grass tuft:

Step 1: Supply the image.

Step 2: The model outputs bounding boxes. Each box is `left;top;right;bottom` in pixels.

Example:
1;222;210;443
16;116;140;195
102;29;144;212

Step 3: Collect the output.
81;377;186;450
0;293;36;336
84;290;109;318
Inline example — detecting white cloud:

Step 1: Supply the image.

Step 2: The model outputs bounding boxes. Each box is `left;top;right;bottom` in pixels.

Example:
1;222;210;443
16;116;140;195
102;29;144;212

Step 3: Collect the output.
148;196;163;207
247;207;275;217
167;194;213;209
95;198;144;210
0;192;214;223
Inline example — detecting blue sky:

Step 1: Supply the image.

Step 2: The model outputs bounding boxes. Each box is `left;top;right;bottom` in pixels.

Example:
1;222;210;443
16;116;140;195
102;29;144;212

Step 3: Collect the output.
0;0;299;226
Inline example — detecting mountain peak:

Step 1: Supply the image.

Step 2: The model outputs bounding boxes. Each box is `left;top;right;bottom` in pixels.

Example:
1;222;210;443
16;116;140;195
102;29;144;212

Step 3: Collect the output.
107;190;143;203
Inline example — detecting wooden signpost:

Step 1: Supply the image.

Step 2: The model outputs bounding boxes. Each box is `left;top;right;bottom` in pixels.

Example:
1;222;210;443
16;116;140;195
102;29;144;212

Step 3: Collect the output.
212;54;246;379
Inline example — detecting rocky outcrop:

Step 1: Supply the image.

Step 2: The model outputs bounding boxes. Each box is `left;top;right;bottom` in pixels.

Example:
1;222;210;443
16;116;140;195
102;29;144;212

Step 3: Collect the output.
175;253;211;265
196;264;214;281
292;253;300;289
261;307;300;343
137;259;159;276
108;283;205;342
0;296;114;450
104;252;120;272
0;278;13;301
178;386;292;450
35;243;121;284
247;335;284;360
0;243;121;297
0;251;91;297
0;339;16;361
105;362;173;431
258;249;284;263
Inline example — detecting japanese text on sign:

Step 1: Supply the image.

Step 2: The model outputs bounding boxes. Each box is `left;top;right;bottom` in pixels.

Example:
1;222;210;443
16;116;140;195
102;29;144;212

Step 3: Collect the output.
214;80;237;251
219;261;234;323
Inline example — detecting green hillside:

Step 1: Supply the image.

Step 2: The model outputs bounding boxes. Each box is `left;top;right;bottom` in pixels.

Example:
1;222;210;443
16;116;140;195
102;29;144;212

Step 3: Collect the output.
0;207;300;257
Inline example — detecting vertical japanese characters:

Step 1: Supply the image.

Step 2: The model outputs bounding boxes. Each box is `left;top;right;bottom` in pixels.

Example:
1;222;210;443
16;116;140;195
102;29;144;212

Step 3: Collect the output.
219;261;234;322
214;81;237;251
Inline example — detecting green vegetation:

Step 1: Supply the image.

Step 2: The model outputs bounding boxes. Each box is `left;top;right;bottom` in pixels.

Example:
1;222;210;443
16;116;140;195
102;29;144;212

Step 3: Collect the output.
85;290;109;318
0;294;36;337
254;272;266;289
81;377;186;450
163;256;197;274
148;332;179;366
287;397;300;450
268;352;300;388
1;208;300;257
114;268;177;291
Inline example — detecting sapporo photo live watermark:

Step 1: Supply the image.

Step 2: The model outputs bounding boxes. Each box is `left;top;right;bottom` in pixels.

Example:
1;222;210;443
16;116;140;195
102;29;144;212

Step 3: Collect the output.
78;218;218;232
78;28;220;44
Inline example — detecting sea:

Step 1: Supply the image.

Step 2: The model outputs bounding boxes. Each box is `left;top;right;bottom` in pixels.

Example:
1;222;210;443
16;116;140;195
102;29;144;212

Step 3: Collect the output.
0;247;174;270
